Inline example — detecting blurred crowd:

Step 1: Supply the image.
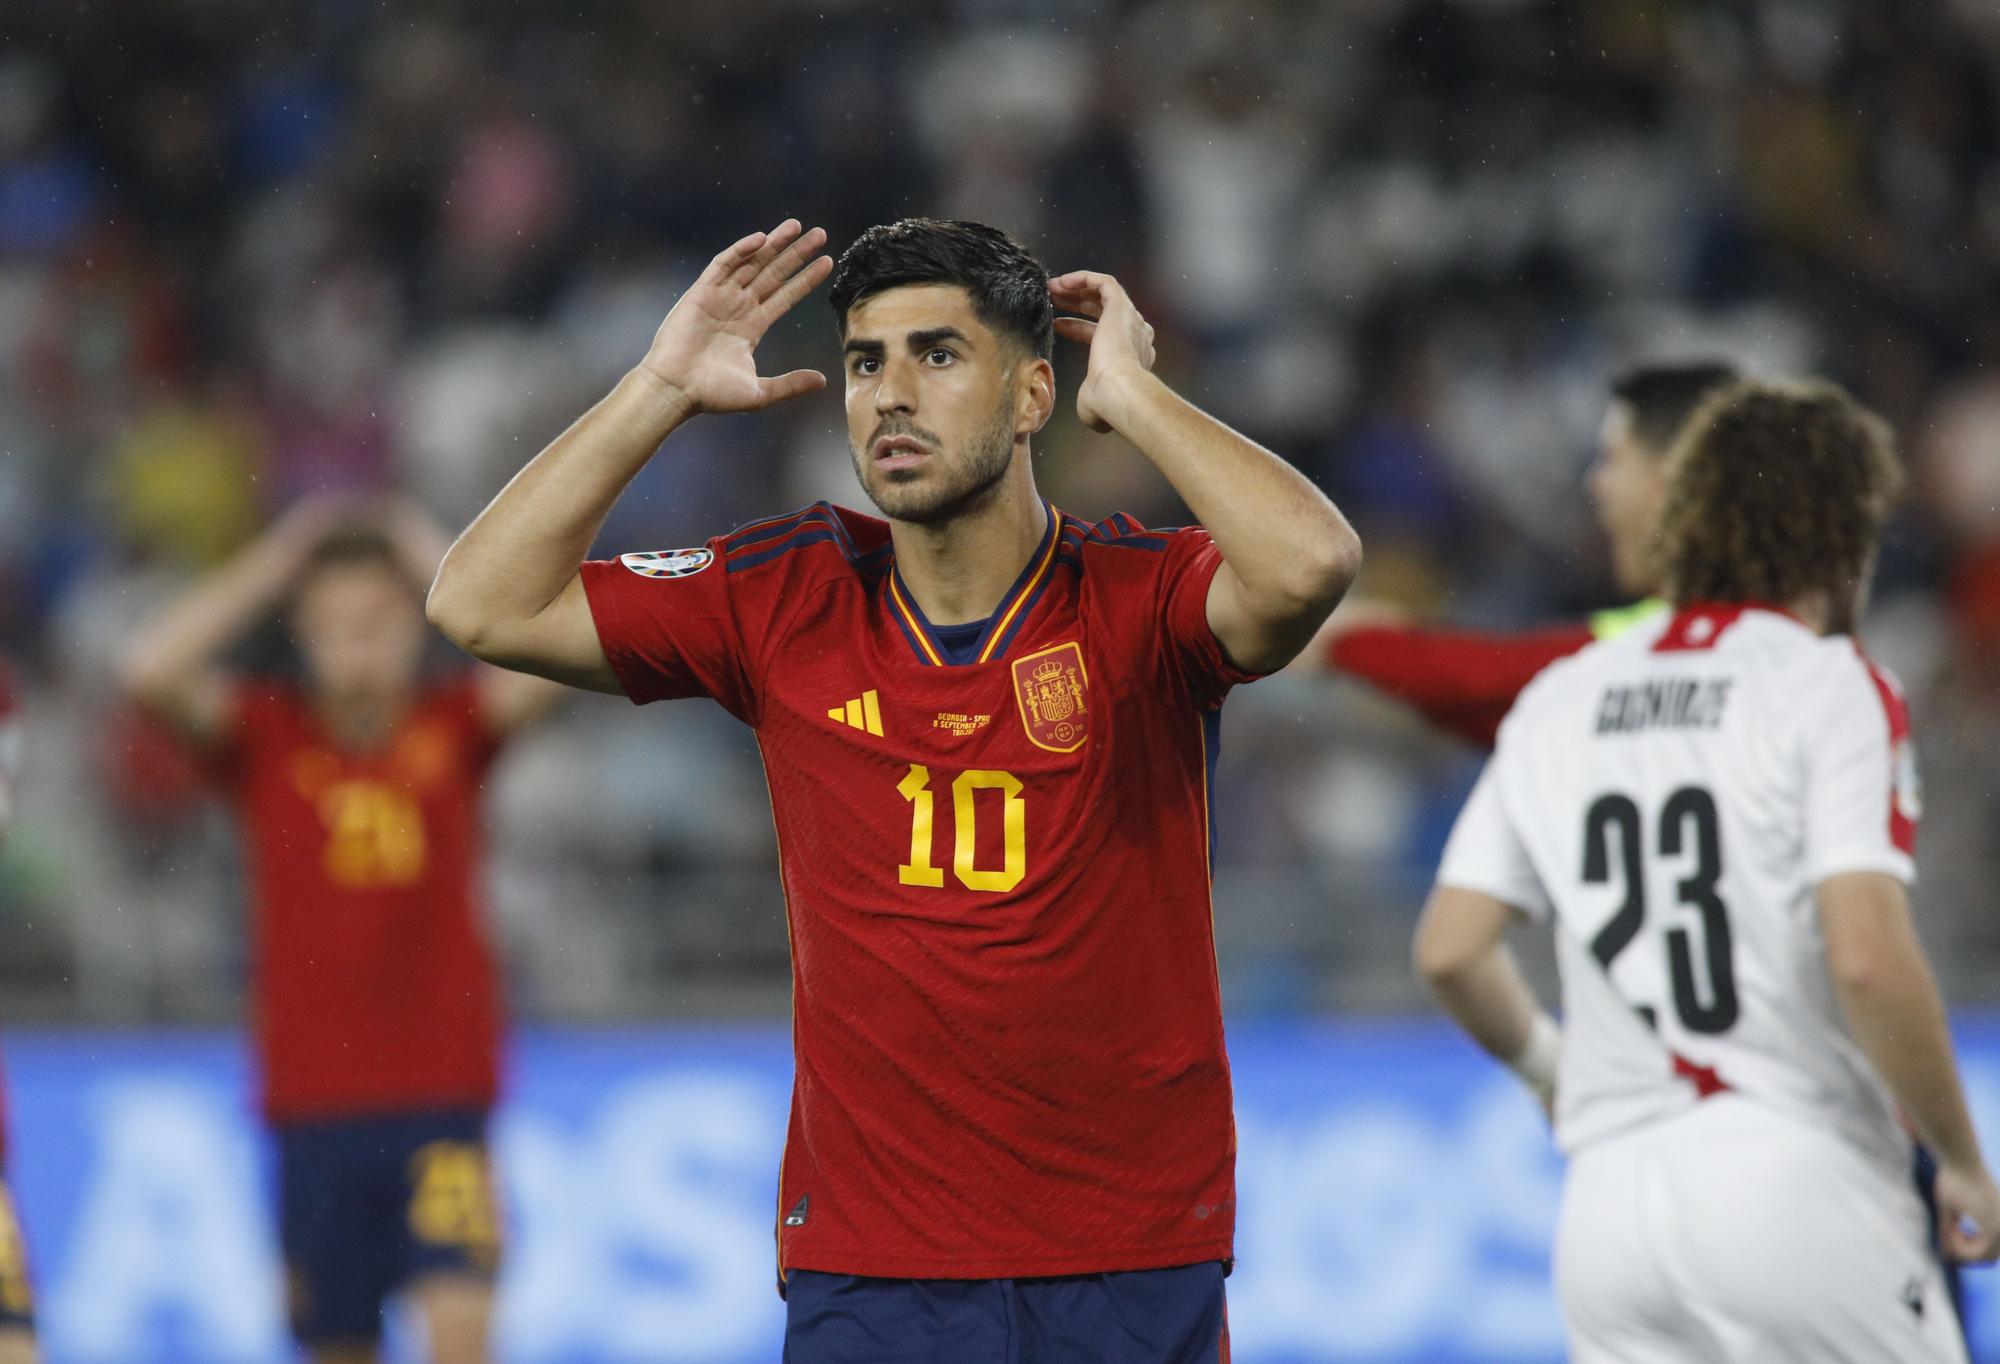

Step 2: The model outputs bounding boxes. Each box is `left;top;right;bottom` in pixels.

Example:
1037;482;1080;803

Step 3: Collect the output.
2;0;1999;1023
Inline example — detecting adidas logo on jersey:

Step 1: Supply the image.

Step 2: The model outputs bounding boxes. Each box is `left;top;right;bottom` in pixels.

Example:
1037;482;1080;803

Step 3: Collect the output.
826;690;884;737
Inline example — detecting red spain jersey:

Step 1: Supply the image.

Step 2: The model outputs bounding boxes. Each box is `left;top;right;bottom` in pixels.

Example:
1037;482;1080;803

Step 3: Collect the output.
215;678;505;1122
582;502;1256;1281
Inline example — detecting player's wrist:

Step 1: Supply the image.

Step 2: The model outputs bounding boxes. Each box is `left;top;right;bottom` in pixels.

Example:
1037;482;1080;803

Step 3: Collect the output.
1939;1150;1989;1182
623;365;702;429
1505;1010;1561;1105
1086;361;1160;428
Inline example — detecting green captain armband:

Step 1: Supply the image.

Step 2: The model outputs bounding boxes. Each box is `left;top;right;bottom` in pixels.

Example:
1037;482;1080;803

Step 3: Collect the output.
1589;598;1669;641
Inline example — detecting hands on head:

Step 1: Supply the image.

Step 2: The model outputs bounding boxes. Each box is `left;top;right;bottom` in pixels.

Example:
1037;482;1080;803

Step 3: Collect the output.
636;220;1163;435
1049;270;1157;433
259;492;449;589
642;218;835;417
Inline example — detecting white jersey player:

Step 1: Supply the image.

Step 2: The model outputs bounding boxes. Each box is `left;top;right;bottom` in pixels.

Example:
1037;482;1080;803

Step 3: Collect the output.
1414;379;2000;1364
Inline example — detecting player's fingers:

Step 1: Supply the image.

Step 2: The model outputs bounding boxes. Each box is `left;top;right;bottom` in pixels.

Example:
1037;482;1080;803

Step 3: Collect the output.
1052;293;1105;321
761;254;835;318
753;227;830;302
1941;1209;2000;1262
1050;269;1114;293
1053;317;1098;344
732;218;804;286
756;368;828;407
1052;271;1126;308
703;231;769;285
1944;1227;1985;1263
1048;272;1101;299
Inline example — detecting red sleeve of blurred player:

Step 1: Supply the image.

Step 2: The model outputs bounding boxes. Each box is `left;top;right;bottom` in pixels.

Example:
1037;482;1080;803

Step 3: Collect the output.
1328;621;1594;748
0;657;19;831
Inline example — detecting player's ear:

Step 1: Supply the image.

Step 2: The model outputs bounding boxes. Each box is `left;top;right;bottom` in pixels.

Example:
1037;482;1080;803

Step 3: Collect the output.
1019;356;1055;437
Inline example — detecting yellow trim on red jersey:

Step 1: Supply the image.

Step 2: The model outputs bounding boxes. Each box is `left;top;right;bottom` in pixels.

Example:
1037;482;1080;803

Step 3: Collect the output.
975;526;1061;665
887;573;947;666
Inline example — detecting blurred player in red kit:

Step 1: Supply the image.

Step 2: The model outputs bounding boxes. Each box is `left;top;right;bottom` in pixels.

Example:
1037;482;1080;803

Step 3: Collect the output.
0;659;34;1363
1299;362;1738;743
123;500;562;1364
427;216;1362;1362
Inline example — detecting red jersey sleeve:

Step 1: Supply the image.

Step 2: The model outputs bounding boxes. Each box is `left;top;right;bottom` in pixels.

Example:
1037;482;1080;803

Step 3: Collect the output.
1328;621;1594;747
0;658;19;843
579;542;758;723
0;658;20;786
1155;526;1265;710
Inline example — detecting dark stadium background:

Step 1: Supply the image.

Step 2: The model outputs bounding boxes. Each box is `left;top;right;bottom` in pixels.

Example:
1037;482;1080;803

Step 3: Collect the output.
0;1;1998;1360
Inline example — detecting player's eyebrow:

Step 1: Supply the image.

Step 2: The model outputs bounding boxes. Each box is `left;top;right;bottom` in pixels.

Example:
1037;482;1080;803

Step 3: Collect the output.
842;337;886;359
905;326;971;351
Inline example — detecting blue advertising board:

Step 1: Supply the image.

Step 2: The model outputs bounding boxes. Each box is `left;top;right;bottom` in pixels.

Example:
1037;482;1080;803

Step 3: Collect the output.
4;1018;1998;1362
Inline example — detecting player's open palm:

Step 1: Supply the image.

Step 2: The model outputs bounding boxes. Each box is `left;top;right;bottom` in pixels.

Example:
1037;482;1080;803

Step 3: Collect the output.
1051;270;1156;433
642;218;834;416
1935;1162;2000;1261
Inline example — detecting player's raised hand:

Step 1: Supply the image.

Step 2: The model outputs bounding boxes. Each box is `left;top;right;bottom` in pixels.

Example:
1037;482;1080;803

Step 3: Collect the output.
1050;270;1156;433
258;492;370;580
641;219;835;416
1935;1163;2000;1262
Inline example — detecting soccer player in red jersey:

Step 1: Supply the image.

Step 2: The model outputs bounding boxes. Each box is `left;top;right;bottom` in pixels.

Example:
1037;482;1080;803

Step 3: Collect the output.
123;500;562;1364
427;217;1362;1361
0;658;35;1364
1301;362;1739;744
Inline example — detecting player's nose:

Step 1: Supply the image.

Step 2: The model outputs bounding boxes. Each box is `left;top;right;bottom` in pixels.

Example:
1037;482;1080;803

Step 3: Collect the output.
874;358;917;414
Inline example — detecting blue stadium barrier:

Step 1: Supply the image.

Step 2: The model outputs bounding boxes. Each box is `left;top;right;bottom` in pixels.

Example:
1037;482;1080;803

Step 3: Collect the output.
5;1018;1998;1363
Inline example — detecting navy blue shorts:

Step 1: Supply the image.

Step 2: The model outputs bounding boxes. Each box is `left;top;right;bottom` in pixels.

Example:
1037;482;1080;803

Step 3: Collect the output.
276;1108;499;1344
783;1261;1229;1364
0;1172;32;1330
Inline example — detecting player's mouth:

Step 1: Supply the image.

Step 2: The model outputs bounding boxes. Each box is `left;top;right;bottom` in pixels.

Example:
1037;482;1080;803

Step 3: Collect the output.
872;436;933;471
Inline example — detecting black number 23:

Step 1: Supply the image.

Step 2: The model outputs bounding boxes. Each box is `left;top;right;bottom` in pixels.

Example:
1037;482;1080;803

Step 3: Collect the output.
1582;786;1739;1034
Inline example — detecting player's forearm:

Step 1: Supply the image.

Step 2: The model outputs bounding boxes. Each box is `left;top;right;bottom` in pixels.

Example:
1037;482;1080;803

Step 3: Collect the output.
1418;938;1541;1062
1095;367;1360;629
428;368;693;657
1833;939;1985;1171
121;543;290;708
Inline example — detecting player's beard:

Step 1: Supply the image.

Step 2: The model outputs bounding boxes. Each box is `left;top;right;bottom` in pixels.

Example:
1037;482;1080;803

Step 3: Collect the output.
851;398;1017;527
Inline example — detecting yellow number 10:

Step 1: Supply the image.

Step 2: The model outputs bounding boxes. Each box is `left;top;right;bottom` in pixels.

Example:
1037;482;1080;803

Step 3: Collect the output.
897;764;1026;893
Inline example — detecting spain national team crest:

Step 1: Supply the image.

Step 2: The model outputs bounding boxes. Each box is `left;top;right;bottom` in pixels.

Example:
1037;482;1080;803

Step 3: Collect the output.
620;548;714;579
1012;641;1090;753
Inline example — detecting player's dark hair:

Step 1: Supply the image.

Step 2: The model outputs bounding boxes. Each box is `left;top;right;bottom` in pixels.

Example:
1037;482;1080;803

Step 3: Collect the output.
1656;379;1903;618
829;218;1054;360
293;526;417;604
1609;361;1742;457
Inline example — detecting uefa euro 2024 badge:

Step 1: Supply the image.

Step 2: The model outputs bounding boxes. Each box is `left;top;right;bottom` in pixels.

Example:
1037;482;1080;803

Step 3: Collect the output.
621;548;715;579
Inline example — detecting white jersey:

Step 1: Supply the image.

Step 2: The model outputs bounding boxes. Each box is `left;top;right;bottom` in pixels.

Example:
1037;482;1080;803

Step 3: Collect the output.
1438;604;1921;1173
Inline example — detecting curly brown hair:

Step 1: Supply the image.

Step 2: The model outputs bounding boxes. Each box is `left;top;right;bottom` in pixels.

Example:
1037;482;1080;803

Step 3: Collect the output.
1655;379;1903;621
